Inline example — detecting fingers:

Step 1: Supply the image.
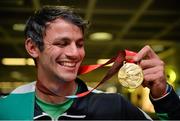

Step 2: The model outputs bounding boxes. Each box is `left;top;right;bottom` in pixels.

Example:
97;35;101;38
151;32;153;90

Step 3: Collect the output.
143;66;164;75
139;58;164;69
133;45;159;62
142;66;166;89
142;71;164;87
143;68;165;81
140;59;165;88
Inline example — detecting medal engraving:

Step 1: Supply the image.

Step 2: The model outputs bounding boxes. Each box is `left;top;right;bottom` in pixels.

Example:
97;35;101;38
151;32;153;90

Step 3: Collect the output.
118;62;143;89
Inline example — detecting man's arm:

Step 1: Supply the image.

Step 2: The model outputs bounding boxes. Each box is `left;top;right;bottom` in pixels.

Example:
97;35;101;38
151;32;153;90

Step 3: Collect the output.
132;45;180;120
150;84;180;120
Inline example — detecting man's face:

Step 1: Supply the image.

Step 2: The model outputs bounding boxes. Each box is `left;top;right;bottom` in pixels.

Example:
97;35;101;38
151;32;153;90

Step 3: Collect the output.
37;19;85;82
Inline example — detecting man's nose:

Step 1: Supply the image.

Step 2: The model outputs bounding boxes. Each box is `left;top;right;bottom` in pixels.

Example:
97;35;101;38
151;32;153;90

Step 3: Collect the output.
66;43;79;58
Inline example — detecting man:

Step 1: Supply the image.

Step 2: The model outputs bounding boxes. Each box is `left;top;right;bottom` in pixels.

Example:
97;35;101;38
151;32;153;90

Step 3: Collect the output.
0;6;180;120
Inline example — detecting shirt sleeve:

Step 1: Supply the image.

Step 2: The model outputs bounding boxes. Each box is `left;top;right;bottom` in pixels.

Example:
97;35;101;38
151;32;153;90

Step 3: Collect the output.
150;84;180;120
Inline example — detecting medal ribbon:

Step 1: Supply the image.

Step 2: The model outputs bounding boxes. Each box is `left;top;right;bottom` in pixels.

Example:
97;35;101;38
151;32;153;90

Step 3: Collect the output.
36;50;137;99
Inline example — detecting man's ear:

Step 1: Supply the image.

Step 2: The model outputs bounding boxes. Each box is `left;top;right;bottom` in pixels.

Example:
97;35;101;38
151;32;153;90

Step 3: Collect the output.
25;38;39;58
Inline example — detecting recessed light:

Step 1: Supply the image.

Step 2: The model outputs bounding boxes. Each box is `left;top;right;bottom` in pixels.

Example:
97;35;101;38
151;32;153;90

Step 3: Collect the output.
13;24;25;31
1;58;35;66
89;32;113;41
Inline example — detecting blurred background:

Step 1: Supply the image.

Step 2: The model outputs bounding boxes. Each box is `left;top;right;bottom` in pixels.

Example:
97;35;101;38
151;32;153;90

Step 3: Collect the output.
0;0;179;119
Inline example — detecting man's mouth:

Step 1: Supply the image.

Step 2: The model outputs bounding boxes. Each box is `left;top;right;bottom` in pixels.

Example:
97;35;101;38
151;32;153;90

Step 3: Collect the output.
59;61;76;68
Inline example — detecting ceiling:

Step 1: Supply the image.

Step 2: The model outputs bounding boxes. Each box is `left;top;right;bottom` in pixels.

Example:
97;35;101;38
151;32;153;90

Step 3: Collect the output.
0;0;180;92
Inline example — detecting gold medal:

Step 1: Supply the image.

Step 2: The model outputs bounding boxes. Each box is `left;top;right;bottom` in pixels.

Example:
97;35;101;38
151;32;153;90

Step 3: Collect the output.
118;62;143;89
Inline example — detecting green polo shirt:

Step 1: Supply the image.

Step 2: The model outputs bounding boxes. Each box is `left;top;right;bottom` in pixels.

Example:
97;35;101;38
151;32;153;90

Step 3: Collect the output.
36;86;78;119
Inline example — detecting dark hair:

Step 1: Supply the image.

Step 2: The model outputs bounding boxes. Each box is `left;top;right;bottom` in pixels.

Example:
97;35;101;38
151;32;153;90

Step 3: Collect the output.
24;6;88;51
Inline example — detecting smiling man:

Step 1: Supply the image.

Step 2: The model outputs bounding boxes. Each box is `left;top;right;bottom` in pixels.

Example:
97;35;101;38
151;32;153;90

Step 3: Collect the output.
26;18;85;104
0;6;180;120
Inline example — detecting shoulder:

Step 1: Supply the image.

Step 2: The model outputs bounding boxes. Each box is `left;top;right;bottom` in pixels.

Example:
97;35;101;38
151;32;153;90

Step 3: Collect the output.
11;81;36;94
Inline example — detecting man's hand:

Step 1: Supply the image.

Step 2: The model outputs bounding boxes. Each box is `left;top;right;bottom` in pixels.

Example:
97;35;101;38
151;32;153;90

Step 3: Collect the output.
133;45;167;98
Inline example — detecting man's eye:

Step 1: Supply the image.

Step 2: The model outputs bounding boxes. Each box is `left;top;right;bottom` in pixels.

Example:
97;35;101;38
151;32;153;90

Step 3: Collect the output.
77;42;84;48
54;42;68;47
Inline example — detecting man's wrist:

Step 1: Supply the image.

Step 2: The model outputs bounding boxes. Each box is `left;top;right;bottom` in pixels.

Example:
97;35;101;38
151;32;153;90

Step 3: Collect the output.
163;83;172;95
150;83;172;101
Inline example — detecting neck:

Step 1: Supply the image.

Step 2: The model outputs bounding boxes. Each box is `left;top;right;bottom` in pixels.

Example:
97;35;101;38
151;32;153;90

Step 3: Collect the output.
35;64;78;104
36;75;77;104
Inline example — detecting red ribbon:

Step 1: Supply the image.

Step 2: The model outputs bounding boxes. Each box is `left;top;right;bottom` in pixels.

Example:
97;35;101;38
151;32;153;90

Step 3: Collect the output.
71;50;137;98
125;49;137;63
78;50;137;75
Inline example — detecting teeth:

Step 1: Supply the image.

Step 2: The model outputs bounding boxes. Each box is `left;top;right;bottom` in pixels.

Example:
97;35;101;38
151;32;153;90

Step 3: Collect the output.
60;62;76;67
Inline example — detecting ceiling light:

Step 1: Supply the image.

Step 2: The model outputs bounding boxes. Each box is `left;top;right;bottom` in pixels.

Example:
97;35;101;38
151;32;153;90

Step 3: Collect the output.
2;58;26;66
26;58;35;66
89;32;113;41
97;59;113;67
13;24;25;31
1;58;35;66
